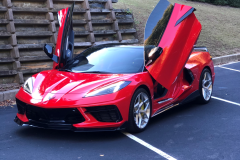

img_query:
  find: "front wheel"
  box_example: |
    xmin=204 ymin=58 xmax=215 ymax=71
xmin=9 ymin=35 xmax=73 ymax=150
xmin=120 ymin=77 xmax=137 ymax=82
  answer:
xmin=127 ymin=88 xmax=151 ymax=133
xmin=197 ymin=68 xmax=213 ymax=104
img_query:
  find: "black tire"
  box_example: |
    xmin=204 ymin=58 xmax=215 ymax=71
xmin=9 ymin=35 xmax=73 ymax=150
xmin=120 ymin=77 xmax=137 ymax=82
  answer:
xmin=197 ymin=68 xmax=213 ymax=104
xmin=127 ymin=88 xmax=152 ymax=133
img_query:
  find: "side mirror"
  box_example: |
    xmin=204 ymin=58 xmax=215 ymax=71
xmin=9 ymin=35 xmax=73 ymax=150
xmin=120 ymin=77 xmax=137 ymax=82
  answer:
xmin=148 ymin=47 xmax=162 ymax=60
xmin=44 ymin=44 xmax=53 ymax=58
xmin=146 ymin=47 xmax=163 ymax=66
xmin=43 ymin=44 xmax=58 ymax=63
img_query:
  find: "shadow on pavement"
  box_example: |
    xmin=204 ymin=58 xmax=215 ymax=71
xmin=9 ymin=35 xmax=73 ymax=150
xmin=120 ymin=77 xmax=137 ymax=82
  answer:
xmin=149 ymin=101 xmax=204 ymax=127
xmin=15 ymin=127 xmax=124 ymax=142
xmin=13 ymin=100 xmax=206 ymax=141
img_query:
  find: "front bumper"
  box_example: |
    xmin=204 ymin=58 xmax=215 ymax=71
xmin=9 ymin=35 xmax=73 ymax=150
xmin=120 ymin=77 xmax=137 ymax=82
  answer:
xmin=14 ymin=98 xmax=128 ymax=132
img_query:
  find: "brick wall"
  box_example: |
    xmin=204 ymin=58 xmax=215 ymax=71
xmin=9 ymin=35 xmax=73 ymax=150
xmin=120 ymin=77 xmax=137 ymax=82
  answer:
xmin=0 ymin=0 xmax=138 ymax=85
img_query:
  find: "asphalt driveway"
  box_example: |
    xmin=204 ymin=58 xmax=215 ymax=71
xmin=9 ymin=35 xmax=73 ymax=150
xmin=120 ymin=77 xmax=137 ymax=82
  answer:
xmin=1 ymin=62 xmax=240 ymax=160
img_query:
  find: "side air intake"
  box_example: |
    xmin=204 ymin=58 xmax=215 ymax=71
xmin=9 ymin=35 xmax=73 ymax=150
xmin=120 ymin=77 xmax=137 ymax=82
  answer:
xmin=85 ymin=105 xmax=122 ymax=122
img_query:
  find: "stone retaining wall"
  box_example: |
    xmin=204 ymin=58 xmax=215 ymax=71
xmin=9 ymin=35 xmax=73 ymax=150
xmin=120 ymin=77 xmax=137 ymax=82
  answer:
xmin=0 ymin=0 xmax=138 ymax=85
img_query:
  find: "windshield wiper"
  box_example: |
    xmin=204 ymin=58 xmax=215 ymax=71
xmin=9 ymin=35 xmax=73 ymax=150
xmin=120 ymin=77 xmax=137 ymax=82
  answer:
xmin=59 ymin=68 xmax=72 ymax=72
xmin=80 ymin=71 xmax=112 ymax=74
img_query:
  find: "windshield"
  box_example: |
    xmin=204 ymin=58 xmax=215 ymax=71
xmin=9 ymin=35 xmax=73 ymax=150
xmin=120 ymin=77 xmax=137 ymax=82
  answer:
xmin=60 ymin=45 xmax=144 ymax=74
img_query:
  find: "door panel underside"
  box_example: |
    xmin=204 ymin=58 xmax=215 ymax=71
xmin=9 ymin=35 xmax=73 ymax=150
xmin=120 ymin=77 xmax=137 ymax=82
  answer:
xmin=53 ymin=3 xmax=74 ymax=69
xmin=145 ymin=2 xmax=202 ymax=90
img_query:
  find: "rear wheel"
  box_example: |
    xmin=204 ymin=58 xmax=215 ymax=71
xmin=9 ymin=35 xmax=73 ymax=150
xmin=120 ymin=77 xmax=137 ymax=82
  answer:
xmin=197 ymin=68 xmax=213 ymax=104
xmin=127 ymin=88 xmax=151 ymax=133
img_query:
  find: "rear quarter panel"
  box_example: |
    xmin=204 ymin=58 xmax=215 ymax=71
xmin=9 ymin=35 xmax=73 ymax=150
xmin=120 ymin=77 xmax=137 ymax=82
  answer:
xmin=185 ymin=51 xmax=215 ymax=89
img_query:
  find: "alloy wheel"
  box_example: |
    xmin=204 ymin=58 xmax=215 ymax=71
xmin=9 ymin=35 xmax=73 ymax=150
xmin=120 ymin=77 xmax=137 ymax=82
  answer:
xmin=133 ymin=92 xmax=151 ymax=129
xmin=202 ymin=71 xmax=213 ymax=101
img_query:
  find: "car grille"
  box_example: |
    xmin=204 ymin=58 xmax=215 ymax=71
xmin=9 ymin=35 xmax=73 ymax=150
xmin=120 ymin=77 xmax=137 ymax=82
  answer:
xmin=85 ymin=105 xmax=122 ymax=122
xmin=16 ymin=99 xmax=85 ymax=124
xmin=16 ymin=99 xmax=26 ymax=114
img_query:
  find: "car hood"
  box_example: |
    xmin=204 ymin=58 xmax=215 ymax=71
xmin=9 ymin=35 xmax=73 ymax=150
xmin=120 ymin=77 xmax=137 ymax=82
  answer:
xmin=32 ymin=70 xmax=133 ymax=97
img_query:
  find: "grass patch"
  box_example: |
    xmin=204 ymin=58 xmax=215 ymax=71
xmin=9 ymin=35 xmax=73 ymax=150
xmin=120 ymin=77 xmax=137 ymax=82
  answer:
xmin=113 ymin=0 xmax=240 ymax=57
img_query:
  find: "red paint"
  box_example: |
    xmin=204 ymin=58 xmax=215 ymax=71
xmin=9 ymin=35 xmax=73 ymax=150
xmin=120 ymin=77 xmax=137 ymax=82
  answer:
xmin=15 ymin=50 xmax=214 ymax=129
xmin=146 ymin=3 xmax=202 ymax=89
xmin=17 ymin=113 xmax=29 ymax=123
xmin=14 ymin=3 xmax=215 ymax=131
xmin=53 ymin=7 xmax=69 ymax=69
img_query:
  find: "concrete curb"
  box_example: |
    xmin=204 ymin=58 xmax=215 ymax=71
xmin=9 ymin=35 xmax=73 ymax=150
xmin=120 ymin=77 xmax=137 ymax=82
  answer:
xmin=212 ymin=53 xmax=240 ymax=66
xmin=0 ymin=53 xmax=240 ymax=102
xmin=0 ymin=89 xmax=19 ymax=102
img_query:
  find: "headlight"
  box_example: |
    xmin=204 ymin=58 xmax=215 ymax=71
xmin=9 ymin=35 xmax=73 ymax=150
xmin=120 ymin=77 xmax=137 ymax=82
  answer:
xmin=85 ymin=81 xmax=131 ymax=97
xmin=23 ymin=77 xmax=34 ymax=94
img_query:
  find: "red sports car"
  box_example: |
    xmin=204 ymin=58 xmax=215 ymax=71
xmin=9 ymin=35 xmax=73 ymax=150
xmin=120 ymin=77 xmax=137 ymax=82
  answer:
xmin=14 ymin=0 xmax=215 ymax=133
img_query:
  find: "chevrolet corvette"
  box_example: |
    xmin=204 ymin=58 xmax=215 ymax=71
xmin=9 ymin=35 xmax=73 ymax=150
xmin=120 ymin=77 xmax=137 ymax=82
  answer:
xmin=14 ymin=0 xmax=215 ymax=133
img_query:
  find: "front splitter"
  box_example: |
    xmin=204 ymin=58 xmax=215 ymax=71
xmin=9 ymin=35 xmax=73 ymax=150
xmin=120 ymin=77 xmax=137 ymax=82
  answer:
xmin=14 ymin=116 xmax=128 ymax=132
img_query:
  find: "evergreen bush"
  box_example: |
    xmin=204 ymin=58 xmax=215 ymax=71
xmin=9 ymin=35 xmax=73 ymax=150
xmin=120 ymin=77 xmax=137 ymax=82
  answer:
xmin=189 ymin=0 xmax=240 ymax=7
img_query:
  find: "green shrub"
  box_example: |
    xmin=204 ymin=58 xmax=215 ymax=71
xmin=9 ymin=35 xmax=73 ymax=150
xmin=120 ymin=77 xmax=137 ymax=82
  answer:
xmin=190 ymin=0 xmax=240 ymax=7
xmin=214 ymin=0 xmax=228 ymax=5
xmin=228 ymin=0 xmax=240 ymax=7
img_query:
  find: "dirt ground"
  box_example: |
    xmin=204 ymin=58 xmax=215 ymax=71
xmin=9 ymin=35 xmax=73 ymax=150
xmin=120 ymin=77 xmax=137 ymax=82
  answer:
xmin=113 ymin=0 xmax=240 ymax=57
xmin=0 ymin=99 xmax=16 ymax=107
